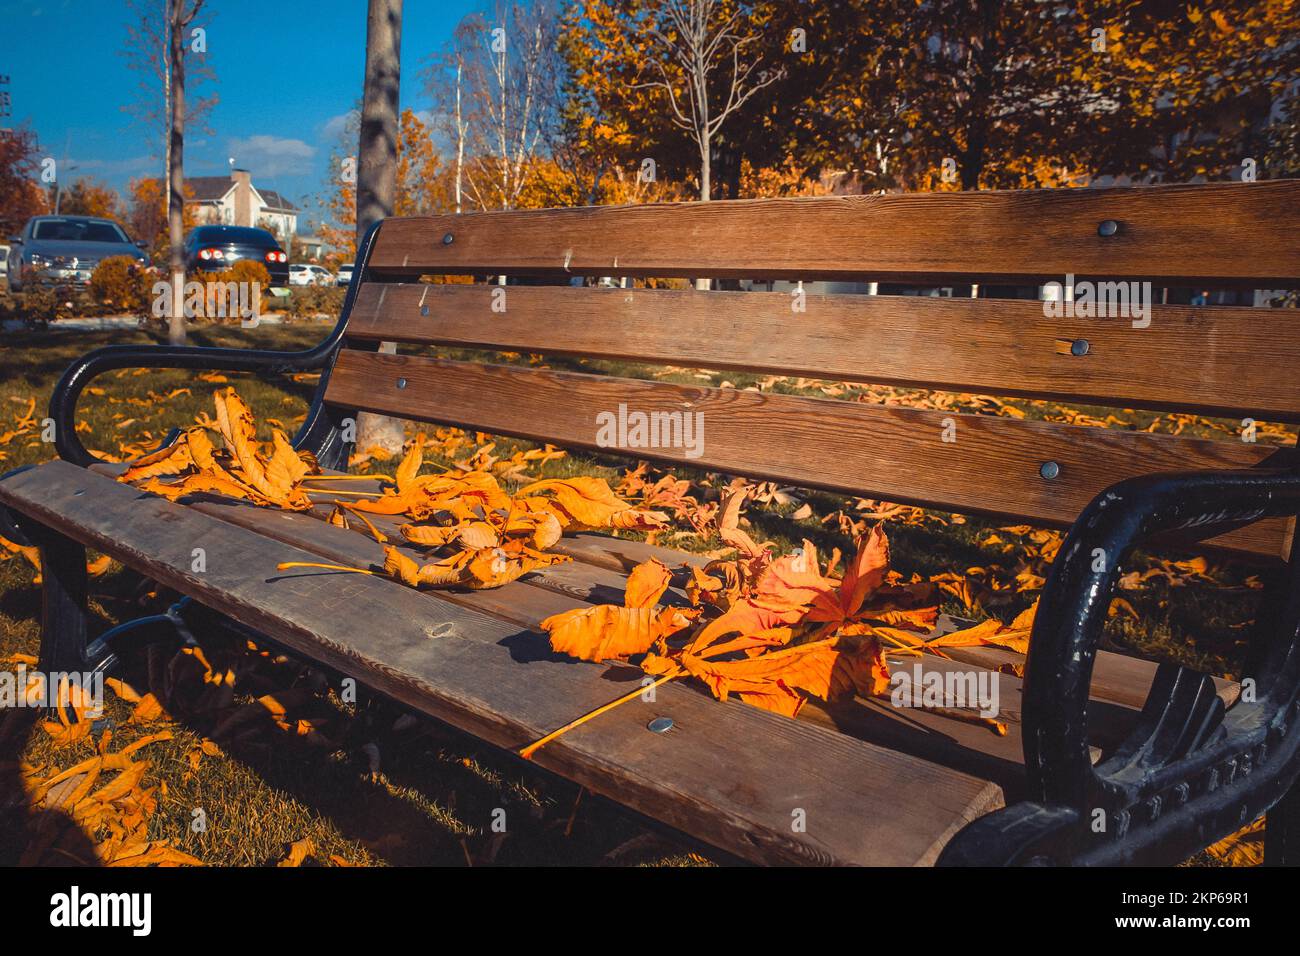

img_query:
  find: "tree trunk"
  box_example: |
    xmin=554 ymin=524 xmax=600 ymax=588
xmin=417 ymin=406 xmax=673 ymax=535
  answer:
xmin=699 ymin=139 xmax=711 ymax=202
xmin=353 ymin=0 xmax=407 ymax=461
xmin=166 ymin=0 xmax=187 ymax=346
xmin=694 ymin=137 xmax=711 ymax=290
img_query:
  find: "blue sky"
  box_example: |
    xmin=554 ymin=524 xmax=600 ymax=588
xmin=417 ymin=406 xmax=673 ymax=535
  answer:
xmin=1 ymin=0 xmax=483 ymax=232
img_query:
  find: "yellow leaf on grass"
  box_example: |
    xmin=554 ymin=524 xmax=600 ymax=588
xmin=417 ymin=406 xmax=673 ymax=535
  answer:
xmin=278 ymin=838 xmax=315 ymax=867
xmin=105 ymin=677 xmax=143 ymax=703
xmin=716 ymin=488 xmax=765 ymax=558
xmin=129 ymin=694 xmax=165 ymax=724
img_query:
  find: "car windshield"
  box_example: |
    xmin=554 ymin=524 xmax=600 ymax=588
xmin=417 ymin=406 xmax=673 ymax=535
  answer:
xmin=33 ymin=219 xmax=129 ymax=243
xmin=194 ymin=227 xmax=277 ymax=247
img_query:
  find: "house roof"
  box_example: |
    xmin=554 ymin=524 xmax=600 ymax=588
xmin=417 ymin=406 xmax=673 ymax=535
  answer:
xmin=258 ymin=189 xmax=296 ymax=212
xmin=183 ymin=176 xmax=298 ymax=212
xmin=186 ymin=176 xmax=235 ymax=202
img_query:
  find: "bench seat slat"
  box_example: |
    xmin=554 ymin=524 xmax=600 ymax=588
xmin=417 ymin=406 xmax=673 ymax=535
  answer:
xmin=325 ymin=350 xmax=1296 ymax=559
xmin=347 ymin=284 xmax=1300 ymax=422
xmin=366 ymin=181 xmax=1300 ymax=284
xmin=169 ymin=472 xmax=1240 ymax=798
xmin=184 ymin=469 xmax=1236 ymax=716
xmin=149 ymin=480 xmax=1137 ymax=798
xmin=0 ymin=460 xmax=1005 ymax=866
xmin=180 ymin=490 xmax=1043 ymax=787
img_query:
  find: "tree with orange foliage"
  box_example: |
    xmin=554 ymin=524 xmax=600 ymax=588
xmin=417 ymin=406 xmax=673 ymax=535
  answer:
xmin=54 ymin=177 xmax=124 ymax=221
xmin=127 ymin=177 xmax=196 ymax=265
xmin=1076 ymin=0 xmax=1300 ymax=183
xmin=320 ymin=108 xmax=451 ymax=261
xmin=0 ymin=126 xmax=48 ymax=236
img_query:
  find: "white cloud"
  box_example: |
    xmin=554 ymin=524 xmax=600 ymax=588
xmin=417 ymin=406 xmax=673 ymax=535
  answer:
xmin=226 ymin=135 xmax=316 ymax=177
xmin=66 ymin=155 xmax=158 ymax=178
xmin=321 ymin=110 xmax=360 ymax=145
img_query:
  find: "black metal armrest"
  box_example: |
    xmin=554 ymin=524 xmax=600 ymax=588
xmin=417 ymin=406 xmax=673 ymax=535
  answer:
xmin=49 ymin=328 xmax=346 ymax=467
xmin=940 ymin=467 xmax=1300 ymax=865
xmin=49 ymin=222 xmax=385 ymax=470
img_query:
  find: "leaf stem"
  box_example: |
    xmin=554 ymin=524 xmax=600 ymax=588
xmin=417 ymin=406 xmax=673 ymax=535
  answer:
xmin=519 ymin=672 xmax=678 ymax=760
xmin=275 ymin=561 xmax=376 ymax=575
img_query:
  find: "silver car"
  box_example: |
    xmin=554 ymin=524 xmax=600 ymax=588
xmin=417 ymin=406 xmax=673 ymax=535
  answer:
xmin=6 ymin=215 xmax=149 ymax=292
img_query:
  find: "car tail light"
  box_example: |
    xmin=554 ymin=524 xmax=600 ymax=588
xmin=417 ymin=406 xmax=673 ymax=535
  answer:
xmin=265 ymin=250 xmax=286 ymax=263
xmin=199 ymin=247 xmax=224 ymax=261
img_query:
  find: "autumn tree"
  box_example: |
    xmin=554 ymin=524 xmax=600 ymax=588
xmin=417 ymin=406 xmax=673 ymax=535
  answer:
xmin=423 ymin=18 xmax=475 ymax=212
xmin=0 ymin=126 xmax=47 ymax=236
xmin=556 ymin=0 xmax=814 ymax=203
xmin=396 ymin=110 xmax=453 ymax=214
xmin=127 ymin=177 xmax=197 ymax=264
xmin=534 ymin=0 xmax=666 ymax=206
xmin=55 ymin=177 xmax=124 ymax=221
xmin=1075 ymin=0 xmax=1300 ymax=183
xmin=631 ymin=0 xmax=783 ymax=201
xmin=121 ymin=0 xmax=217 ymax=159
xmin=320 ymin=108 xmax=450 ymax=260
xmin=424 ymin=2 xmax=563 ymax=211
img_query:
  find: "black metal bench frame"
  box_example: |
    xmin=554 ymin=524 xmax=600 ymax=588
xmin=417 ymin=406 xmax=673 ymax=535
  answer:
xmin=4 ymin=218 xmax=1300 ymax=867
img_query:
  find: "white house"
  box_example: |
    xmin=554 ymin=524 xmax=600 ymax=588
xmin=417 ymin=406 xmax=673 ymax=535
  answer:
xmin=186 ymin=169 xmax=298 ymax=239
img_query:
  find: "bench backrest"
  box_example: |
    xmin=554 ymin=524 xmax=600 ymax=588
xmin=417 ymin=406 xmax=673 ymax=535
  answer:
xmin=324 ymin=181 xmax=1300 ymax=560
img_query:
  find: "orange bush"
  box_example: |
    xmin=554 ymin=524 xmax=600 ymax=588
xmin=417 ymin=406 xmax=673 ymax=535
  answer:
xmin=88 ymin=255 xmax=153 ymax=315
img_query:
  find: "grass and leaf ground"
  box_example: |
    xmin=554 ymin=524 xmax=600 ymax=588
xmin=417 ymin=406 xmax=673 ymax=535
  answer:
xmin=0 ymin=320 xmax=1281 ymax=866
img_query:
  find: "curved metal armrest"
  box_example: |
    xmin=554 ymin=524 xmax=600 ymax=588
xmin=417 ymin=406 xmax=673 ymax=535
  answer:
xmin=943 ymin=467 xmax=1300 ymax=865
xmin=50 ymin=221 xmax=384 ymax=469
xmin=1024 ymin=467 xmax=1300 ymax=808
xmin=49 ymin=330 xmax=346 ymax=467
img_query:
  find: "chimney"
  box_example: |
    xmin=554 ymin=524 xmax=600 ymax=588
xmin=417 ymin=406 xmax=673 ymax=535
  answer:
xmin=231 ymin=169 xmax=253 ymax=227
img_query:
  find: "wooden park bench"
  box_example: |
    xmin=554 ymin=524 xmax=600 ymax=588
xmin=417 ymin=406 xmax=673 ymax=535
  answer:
xmin=3 ymin=180 xmax=1300 ymax=866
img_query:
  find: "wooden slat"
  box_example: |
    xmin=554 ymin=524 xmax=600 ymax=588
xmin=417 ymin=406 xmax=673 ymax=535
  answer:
xmin=284 ymin=478 xmax=1238 ymax=712
xmin=72 ymin=463 xmax=1238 ymax=812
xmin=325 ymin=350 xmax=1296 ymax=558
xmin=88 ymin=464 xmax=1240 ymax=712
xmin=1 ymin=460 xmax=1005 ymax=866
xmin=168 ymin=488 xmax=1115 ymax=797
xmin=367 ymin=181 xmax=1300 ymax=284
xmin=347 ymin=283 xmax=1300 ymax=422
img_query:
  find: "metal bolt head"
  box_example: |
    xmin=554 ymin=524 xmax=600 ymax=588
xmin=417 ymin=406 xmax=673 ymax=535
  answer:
xmin=442 ymin=232 xmax=454 ymax=245
xmin=396 ymin=377 xmax=408 ymax=389
xmin=1070 ymin=338 xmax=1090 ymax=356
xmin=1097 ymin=219 xmax=1119 ymax=237
xmin=420 ymin=305 xmax=429 ymax=316
xmin=1039 ymin=460 xmax=1061 ymax=480
xmin=647 ymin=716 xmax=673 ymax=734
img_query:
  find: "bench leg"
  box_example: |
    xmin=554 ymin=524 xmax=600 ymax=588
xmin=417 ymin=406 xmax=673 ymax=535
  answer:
xmin=1265 ymin=778 xmax=1300 ymax=866
xmin=34 ymin=526 xmax=91 ymax=679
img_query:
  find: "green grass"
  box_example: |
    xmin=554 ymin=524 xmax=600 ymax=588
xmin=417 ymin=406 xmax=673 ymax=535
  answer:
xmin=0 ymin=318 xmax=1277 ymax=866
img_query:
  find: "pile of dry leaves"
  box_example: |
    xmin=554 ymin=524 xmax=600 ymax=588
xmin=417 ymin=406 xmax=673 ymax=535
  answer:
xmin=111 ymin=389 xmax=1036 ymax=748
xmin=117 ymin=388 xmax=666 ymax=591
xmin=530 ymin=492 xmax=1033 ymax=747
